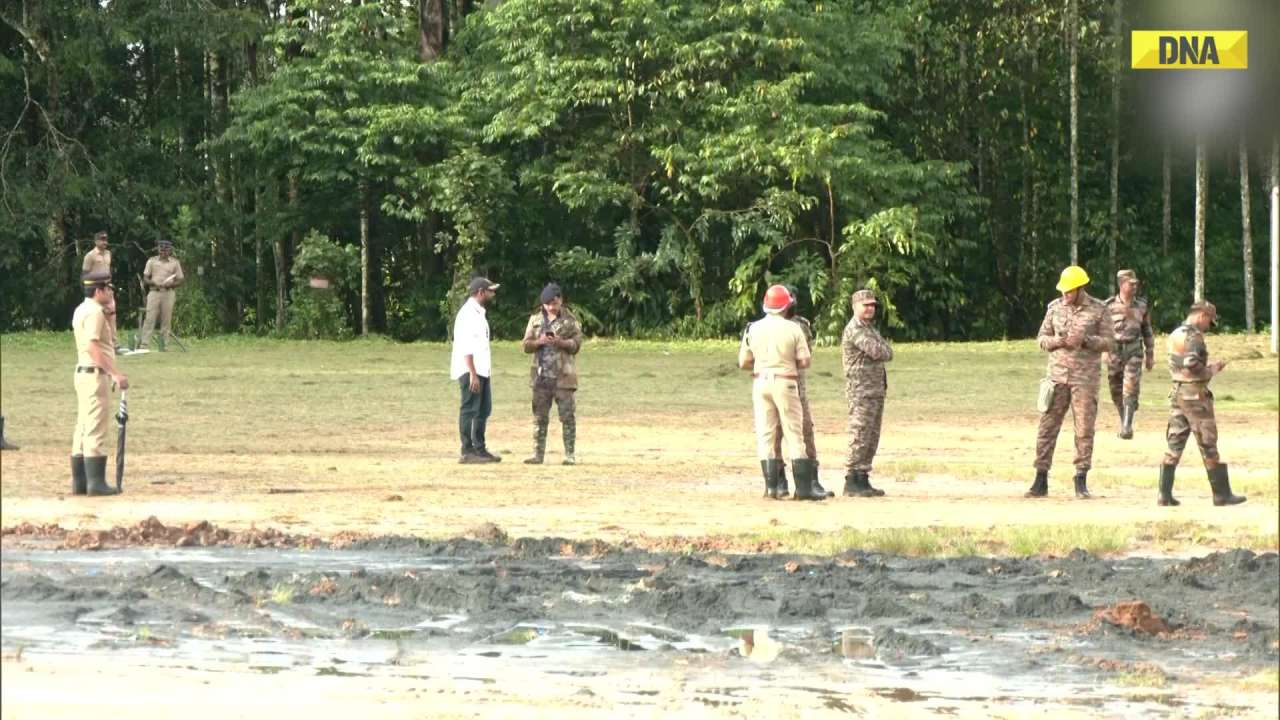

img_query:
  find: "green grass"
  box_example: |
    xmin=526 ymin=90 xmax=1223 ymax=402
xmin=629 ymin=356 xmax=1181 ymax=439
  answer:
xmin=1115 ymin=668 xmax=1170 ymax=688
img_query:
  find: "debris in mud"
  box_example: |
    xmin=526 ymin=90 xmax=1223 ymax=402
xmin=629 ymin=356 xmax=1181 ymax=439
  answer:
xmin=873 ymin=627 xmax=945 ymax=663
xmin=1012 ymin=590 xmax=1087 ymax=618
xmin=3 ymin=517 xmax=320 ymax=550
xmin=1094 ymin=601 xmax=1173 ymax=636
xmin=464 ymin=522 xmax=508 ymax=544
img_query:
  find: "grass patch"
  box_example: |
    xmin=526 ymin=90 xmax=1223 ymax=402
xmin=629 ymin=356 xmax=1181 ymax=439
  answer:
xmin=1115 ymin=668 xmax=1170 ymax=688
xmin=1235 ymin=668 xmax=1280 ymax=693
xmin=269 ymin=584 xmax=296 ymax=605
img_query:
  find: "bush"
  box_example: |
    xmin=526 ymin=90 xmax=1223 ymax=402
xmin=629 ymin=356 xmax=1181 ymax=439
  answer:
xmin=283 ymin=231 xmax=359 ymax=340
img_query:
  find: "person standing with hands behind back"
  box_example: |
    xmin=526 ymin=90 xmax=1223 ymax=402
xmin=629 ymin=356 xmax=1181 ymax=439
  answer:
xmin=139 ymin=239 xmax=185 ymax=350
xmin=451 ymin=277 xmax=502 ymax=464
xmin=521 ymin=283 xmax=582 ymax=465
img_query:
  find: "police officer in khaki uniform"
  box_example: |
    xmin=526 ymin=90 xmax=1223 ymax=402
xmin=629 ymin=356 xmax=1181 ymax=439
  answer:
xmin=140 ymin=239 xmax=185 ymax=349
xmin=71 ymin=271 xmax=128 ymax=496
xmin=739 ymin=284 xmax=827 ymax=501
xmin=1158 ymin=301 xmax=1245 ymax=507
xmin=82 ymin=230 xmax=124 ymax=351
xmin=769 ymin=285 xmax=832 ymax=498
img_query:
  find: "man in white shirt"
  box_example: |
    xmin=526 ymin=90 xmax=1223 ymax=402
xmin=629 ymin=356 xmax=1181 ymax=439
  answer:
xmin=451 ymin=277 xmax=502 ymax=463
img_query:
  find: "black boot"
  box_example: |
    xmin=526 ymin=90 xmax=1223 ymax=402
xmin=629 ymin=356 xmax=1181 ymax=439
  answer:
xmin=1157 ymin=464 xmax=1179 ymax=506
xmin=857 ymin=471 xmax=885 ymax=497
xmin=1025 ymin=469 xmax=1048 ymax=498
xmin=0 ymin=416 xmax=17 ymax=451
xmin=1208 ymin=464 xmax=1246 ymax=506
xmin=1118 ymin=397 xmax=1136 ymax=439
xmin=808 ymin=462 xmax=834 ymax=499
xmin=71 ymin=455 xmax=87 ymax=495
xmin=843 ymin=470 xmax=877 ymax=498
xmin=791 ymin=459 xmax=827 ymax=501
xmin=1073 ymin=471 xmax=1091 ymax=499
xmin=776 ymin=465 xmax=790 ymax=498
xmin=84 ymin=456 xmax=118 ymax=497
xmin=761 ymin=459 xmax=783 ymax=499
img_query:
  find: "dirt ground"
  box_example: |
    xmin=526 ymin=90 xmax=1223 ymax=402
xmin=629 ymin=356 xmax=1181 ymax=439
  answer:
xmin=2 ymin=336 xmax=1277 ymax=718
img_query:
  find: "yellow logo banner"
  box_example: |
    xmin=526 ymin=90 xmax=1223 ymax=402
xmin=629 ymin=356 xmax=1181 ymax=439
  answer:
xmin=1131 ymin=31 xmax=1247 ymax=69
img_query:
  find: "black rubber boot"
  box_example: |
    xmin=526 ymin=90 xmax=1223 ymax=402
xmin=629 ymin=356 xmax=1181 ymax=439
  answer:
xmin=71 ymin=455 xmax=87 ymax=496
xmin=808 ymin=464 xmax=834 ymax=499
xmin=0 ymin=416 xmax=17 ymax=451
xmin=1157 ymin=464 xmax=1179 ymax=506
xmin=1073 ymin=471 xmax=1091 ymax=499
xmin=791 ymin=459 xmax=827 ymax=501
xmin=776 ymin=465 xmax=790 ymax=498
xmin=1118 ymin=397 xmax=1136 ymax=439
xmin=761 ymin=459 xmax=783 ymax=499
xmin=84 ymin=456 xmax=118 ymax=496
xmin=1208 ymin=464 xmax=1246 ymax=506
xmin=1025 ymin=469 xmax=1048 ymax=498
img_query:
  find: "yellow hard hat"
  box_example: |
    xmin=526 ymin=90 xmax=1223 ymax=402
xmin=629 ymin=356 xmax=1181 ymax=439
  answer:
xmin=1055 ymin=265 xmax=1090 ymax=293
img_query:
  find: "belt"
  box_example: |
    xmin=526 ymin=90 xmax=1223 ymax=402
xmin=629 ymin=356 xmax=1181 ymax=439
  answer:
xmin=76 ymin=366 xmax=102 ymax=374
xmin=753 ymin=372 xmax=798 ymax=380
xmin=149 ymin=286 xmax=173 ymax=291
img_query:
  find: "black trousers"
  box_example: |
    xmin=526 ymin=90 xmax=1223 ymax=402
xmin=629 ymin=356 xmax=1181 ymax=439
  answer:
xmin=458 ymin=375 xmax=493 ymax=453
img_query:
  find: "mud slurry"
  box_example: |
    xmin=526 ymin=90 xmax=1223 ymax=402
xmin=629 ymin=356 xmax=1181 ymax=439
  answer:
xmin=2 ymin=539 xmax=1277 ymax=716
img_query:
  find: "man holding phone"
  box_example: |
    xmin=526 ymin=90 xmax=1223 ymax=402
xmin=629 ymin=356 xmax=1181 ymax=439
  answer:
xmin=451 ymin=277 xmax=502 ymax=463
xmin=520 ymin=283 xmax=582 ymax=465
xmin=1157 ymin=301 xmax=1245 ymax=507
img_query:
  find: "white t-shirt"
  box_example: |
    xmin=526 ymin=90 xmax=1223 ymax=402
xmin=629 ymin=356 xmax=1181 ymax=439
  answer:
xmin=450 ymin=297 xmax=492 ymax=379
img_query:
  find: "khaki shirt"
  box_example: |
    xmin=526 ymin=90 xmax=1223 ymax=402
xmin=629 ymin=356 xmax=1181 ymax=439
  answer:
xmin=143 ymin=256 xmax=184 ymax=290
xmin=72 ymin=299 xmax=113 ymax=367
xmin=1037 ymin=291 xmax=1112 ymax=387
xmin=83 ymin=248 xmax=112 ymax=275
xmin=740 ymin=313 xmax=810 ymax=375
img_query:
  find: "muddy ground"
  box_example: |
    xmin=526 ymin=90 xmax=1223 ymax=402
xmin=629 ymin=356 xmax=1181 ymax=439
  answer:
xmin=3 ymin=528 xmax=1277 ymax=718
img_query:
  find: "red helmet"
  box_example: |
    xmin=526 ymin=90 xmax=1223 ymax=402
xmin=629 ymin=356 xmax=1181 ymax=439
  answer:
xmin=762 ymin=284 xmax=793 ymax=312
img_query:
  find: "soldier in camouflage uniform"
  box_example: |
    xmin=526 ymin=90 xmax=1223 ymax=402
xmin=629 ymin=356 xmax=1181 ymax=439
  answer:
xmin=1157 ymin=301 xmax=1245 ymax=507
xmin=1027 ymin=266 xmax=1112 ymax=500
xmin=841 ymin=289 xmax=891 ymax=498
xmin=769 ymin=285 xmax=832 ymax=498
xmin=520 ymin=283 xmax=582 ymax=465
xmin=1103 ymin=269 xmax=1155 ymax=439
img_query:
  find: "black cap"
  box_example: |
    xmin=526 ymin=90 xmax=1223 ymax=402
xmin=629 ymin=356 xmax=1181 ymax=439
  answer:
xmin=467 ymin=277 xmax=500 ymax=295
xmin=539 ymin=283 xmax=562 ymax=304
xmin=158 ymin=239 xmax=173 ymax=249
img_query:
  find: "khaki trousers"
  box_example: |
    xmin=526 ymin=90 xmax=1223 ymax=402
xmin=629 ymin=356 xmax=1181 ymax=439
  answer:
xmin=752 ymin=376 xmax=805 ymax=461
xmin=71 ymin=370 xmax=111 ymax=457
xmin=140 ymin=289 xmax=176 ymax=347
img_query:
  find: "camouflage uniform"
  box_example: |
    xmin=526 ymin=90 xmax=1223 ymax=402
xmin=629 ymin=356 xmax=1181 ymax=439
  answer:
xmin=772 ymin=315 xmax=817 ymax=461
xmin=1103 ymin=279 xmax=1155 ymax=434
xmin=841 ymin=315 xmax=892 ymax=473
xmin=521 ymin=308 xmax=582 ymax=462
xmin=1033 ymin=291 xmax=1112 ymax=473
xmin=1162 ymin=324 xmax=1220 ymax=469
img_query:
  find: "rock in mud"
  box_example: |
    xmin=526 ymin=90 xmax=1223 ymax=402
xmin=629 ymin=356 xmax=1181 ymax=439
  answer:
xmin=861 ymin=594 xmax=912 ymax=618
xmin=1012 ymin=590 xmax=1087 ymax=618
xmin=873 ymin=627 xmax=945 ymax=663
xmin=1094 ymin=601 xmax=1172 ymax=635
xmin=950 ymin=592 xmax=1007 ymax=619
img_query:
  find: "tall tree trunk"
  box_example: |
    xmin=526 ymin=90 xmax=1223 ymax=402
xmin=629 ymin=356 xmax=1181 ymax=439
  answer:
xmin=360 ymin=180 xmax=371 ymax=336
xmin=1270 ymin=136 xmax=1278 ymax=354
xmin=419 ymin=0 xmax=448 ymax=62
xmin=1240 ymin=135 xmax=1255 ymax=332
xmin=255 ymin=179 xmax=269 ymax=332
xmin=1194 ymin=136 xmax=1207 ymax=302
xmin=1068 ymin=0 xmax=1079 ymax=265
xmin=1162 ymin=137 xmax=1172 ymax=255
xmin=1108 ymin=0 xmax=1121 ymax=293
xmin=275 ymin=172 xmax=300 ymax=330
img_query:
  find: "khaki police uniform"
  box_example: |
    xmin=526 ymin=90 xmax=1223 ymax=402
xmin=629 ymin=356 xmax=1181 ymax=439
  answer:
xmin=740 ymin=313 xmax=810 ymax=461
xmin=71 ymin=298 xmax=114 ymax=457
xmin=140 ymin=252 xmax=184 ymax=348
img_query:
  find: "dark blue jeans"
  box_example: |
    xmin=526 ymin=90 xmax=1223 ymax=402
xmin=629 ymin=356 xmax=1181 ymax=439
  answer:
xmin=458 ymin=375 xmax=492 ymax=454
